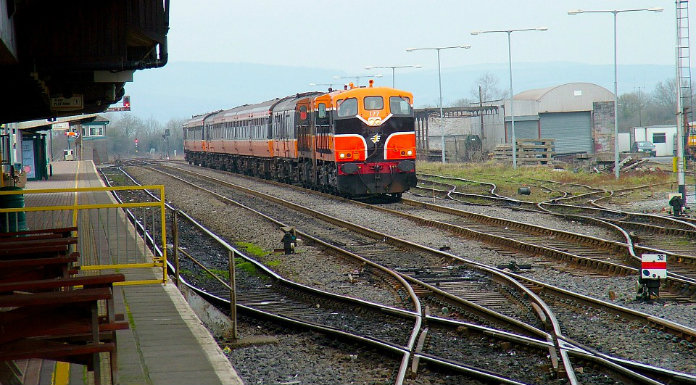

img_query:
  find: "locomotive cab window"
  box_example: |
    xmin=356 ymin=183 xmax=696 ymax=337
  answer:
xmin=364 ymin=96 xmax=383 ymax=110
xmin=337 ymin=98 xmax=358 ymax=117
xmin=390 ymin=96 xmax=412 ymax=115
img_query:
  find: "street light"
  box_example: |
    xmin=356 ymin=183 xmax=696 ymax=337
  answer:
xmin=333 ymin=74 xmax=383 ymax=87
xmin=568 ymin=7 xmax=663 ymax=178
xmin=364 ymin=65 xmax=422 ymax=88
xmin=471 ymin=27 xmax=547 ymax=170
xmin=406 ymin=45 xmax=471 ymax=163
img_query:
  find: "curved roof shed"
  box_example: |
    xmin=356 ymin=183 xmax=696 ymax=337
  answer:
xmin=513 ymin=82 xmax=614 ymax=114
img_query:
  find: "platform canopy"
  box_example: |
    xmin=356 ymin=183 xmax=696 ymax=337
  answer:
xmin=0 ymin=0 xmax=169 ymax=124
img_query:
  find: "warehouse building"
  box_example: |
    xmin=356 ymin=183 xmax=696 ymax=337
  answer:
xmin=418 ymin=82 xmax=616 ymax=161
xmin=503 ymin=82 xmax=615 ymax=155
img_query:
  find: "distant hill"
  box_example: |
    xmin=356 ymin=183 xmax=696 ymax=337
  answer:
xmin=123 ymin=61 xmax=676 ymax=123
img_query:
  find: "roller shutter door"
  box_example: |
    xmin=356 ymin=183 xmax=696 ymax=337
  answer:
xmin=540 ymin=112 xmax=592 ymax=154
xmin=506 ymin=120 xmax=538 ymax=142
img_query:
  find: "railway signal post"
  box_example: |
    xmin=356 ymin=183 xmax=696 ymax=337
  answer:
xmin=637 ymin=253 xmax=667 ymax=300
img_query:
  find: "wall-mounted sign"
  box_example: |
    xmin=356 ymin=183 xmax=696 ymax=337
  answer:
xmin=52 ymin=122 xmax=70 ymax=130
xmin=50 ymin=95 xmax=83 ymax=111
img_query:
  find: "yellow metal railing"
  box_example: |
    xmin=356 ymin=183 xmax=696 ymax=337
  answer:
xmin=0 ymin=186 xmax=168 ymax=286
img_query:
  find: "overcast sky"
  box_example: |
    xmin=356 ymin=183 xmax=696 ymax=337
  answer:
xmin=168 ymin=0 xmax=677 ymax=71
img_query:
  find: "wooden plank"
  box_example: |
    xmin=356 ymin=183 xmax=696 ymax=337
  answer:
xmin=0 ymin=227 xmax=77 ymax=239
xmin=0 ymin=244 xmax=70 ymax=258
xmin=0 ymin=237 xmax=78 ymax=249
xmin=0 ymin=254 xmax=77 ymax=268
xmin=0 ymin=340 xmax=115 ymax=362
xmin=0 ymin=274 xmax=124 ymax=293
xmin=0 ymin=287 xmax=111 ymax=308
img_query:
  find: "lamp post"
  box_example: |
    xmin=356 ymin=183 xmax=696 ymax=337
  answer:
xmin=406 ymin=45 xmax=470 ymax=163
xmin=568 ymin=8 xmax=663 ymax=179
xmin=333 ymin=74 xmax=383 ymax=87
xmin=471 ymin=27 xmax=547 ymax=170
xmin=364 ymin=65 xmax=422 ymax=88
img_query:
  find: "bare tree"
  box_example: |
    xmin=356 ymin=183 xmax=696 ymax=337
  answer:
xmin=470 ymin=73 xmax=506 ymax=102
xmin=652 ymin=78 xmax=677 ymax=110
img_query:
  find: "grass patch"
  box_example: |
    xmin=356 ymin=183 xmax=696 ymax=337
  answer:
xmin=416 ymin=160 xmax=685 ymax=203
xmin=266 ymin=259 xmax=282 ymax=268
xmin=209 ymin=268 xmax=230 ymax=281
xmin=236 ymin=261 xmax=259 ymax=275
xmin=236 ymin=242 xmax=269 ymax=258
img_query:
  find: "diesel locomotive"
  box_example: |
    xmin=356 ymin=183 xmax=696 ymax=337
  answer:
xmin=183 ymin=82 xmax=417 ymax=197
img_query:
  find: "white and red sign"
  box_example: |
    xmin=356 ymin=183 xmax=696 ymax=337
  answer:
xmin=641 ymin=253 xmax=667 ymax=279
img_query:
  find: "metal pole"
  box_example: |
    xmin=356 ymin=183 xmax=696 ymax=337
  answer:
xmin=391 ymin=67 xmax=395 ymax=88
xmin=613 ymin=11 xmax=620 ymax=179
xmin=437 ymin=49 xmax=445 ymax=163
xmin=676 ymin=1 xmax=686 ymax=206
xmin=228 ymin=250 xmax=237 ymax=340
xmin=507 ymin=31 xmax=517 ymax=169
xmin=172 ymin=210 xmax=179 ymax=288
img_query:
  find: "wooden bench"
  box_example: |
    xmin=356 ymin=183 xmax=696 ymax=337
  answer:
xmin=0 ymin=284 xmax=126 ymax=385
xmin=0 ymin=254 xmax=79 ymax=283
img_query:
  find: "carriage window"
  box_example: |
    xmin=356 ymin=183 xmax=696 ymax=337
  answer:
xmin=318 ymin=103 xmax=327 ymax=119
xmin=364 ymin=96 xmax=383 ymax=110
xmin=337 ymin=98 xmax=358 ymax=117
xmin=390 ymin=96 xmax=412 ymax=115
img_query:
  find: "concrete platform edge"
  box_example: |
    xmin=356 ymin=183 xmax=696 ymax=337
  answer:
xmin=161 ymin=282 xmax=244 ymax=385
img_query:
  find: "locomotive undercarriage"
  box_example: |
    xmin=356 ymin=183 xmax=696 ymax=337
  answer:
xmin=184 ymin=150 xmax=413 ymax=197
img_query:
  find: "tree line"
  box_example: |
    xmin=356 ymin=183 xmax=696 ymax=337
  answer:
xmin=101 ymin=74 xmax=686 ymax=158
xmin=104 ymin=115 xmax=185 ymax=158
xmin=454 ymin=73 xmax=685 ymax=130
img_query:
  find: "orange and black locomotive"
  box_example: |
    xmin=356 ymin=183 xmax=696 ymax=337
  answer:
xmin=183 ymin=81 xmax=417 ymax=197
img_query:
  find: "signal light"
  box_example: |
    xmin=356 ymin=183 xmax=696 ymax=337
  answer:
xmin=123 ymin=96 xmax=131 ymax=109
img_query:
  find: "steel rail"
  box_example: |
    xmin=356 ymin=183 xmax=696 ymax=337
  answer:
xmin=106 ymin=166 xmax=419 ymax=384
xmin=146 ymin=163 xmax=576 ymax=381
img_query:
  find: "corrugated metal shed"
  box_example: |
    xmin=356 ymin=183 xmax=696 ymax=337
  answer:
xmin=511 ymin=82 xmax=614 ymax=113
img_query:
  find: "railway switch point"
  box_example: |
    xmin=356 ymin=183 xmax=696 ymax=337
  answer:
xmin=281 ymin=227 xmax=297 ymax=255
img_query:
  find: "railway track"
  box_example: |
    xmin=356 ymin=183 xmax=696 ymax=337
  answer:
xmin=104 ymin=165 xmax=576 ymax=384
xmin=412 ymin=174 xmax=696 ymax=299
xmin=109 ymin=161 xmax=696 ymax=383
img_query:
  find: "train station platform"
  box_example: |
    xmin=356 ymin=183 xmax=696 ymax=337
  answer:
xmin=7 ymin=160 xmax=243 ymax=385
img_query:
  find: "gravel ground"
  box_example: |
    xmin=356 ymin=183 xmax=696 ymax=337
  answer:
xmin=125 ymin=164 xmax=696 ymax=383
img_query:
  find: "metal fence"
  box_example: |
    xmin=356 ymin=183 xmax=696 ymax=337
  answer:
xmin=0 ymin=186 xmax=167 ymax=285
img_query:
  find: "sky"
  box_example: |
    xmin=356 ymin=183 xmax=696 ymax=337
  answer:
xmin=123 ymin=0 xmax=686 ymax=122
xmin=167 ymin=0 xmax=676 ymax=70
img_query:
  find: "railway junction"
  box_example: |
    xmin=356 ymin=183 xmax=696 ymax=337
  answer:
xmin=3 ymin=2 xmax=696 ymax=384
xmin=90 ymin=158 xmax=696 ymax=385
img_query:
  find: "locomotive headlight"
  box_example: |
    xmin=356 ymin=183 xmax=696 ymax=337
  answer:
xmin=406 ymin=150 xmax=413 ymax=156
xmin=339 ymin=153 xmax=346 ymax=159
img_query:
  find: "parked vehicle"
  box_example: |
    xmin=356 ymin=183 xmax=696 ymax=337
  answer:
xmin=631 ymin=141 xmax=656 ymax=157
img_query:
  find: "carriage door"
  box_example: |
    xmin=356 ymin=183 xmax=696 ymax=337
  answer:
xmin=296 ymin=100 xmax=312 ymax=158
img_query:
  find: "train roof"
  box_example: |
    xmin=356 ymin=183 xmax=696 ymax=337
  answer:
xmin=184 ymin=88 xmax=413 ymax=128
xmin=183 ymin=110 xmax=221 ymax=128
xmin=330 ymin=86 xmax=413 ymax=103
